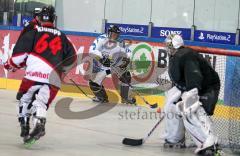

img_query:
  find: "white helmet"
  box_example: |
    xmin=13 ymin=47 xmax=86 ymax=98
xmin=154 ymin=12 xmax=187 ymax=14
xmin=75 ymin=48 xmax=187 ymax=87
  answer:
xmin=165 ymin=34 xmax=184 ymax=49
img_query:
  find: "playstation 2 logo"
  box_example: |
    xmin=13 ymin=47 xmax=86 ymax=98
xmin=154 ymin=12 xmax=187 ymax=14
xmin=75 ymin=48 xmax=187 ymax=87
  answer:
xmin=198 ymin=32 xmax=205 ymax=40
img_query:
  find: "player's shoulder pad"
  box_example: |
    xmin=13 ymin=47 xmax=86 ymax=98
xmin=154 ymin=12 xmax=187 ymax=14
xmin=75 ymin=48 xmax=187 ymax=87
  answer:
xmin=24 ymin=22 xmax=30 ymax=27
xmin=97 ymin=34 xmax=107 ymax=40
xmin=24 ymin=19 xmax=38 ymax=27
xmin=94 ymin=34 xmax=107 ymax=44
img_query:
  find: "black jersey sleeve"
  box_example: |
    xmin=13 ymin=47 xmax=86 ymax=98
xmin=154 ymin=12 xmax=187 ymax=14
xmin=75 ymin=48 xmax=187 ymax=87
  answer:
xmin=21 ymin=21 xmax=35 ymax=35
xmin=183 ymin=53 xmax=203 ymax=91
xmin=10 ymin=29 xmax=36 ymax=68
xmin=18 ymin=19 xmax=38 ymax=40
xmin=13 ymin=29 xmax=36 ymax=54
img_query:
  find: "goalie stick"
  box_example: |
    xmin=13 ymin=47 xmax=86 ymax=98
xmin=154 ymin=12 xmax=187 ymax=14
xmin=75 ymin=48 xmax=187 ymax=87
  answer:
xmin=122 ymin=108 xmax=164 ymax=146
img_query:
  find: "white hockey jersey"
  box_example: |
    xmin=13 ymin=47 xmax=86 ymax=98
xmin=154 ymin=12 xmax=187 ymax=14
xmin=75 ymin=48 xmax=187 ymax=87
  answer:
xmin=89 ymin=34 xmax=130 ymax=72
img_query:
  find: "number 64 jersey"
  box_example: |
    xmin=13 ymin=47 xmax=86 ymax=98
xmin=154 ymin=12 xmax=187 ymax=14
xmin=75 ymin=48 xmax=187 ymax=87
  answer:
xmin=10 ymin=23 xmax=77 ymax=88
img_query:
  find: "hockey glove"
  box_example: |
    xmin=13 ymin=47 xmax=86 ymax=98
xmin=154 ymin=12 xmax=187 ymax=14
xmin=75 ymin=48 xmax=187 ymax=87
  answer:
xmin=99 ymin=57 xmax=111 ymax=67
xmin=3 ymin=61 xmax=17 ymax=72
xmin=119 ymin=57 xmax=130 ymax=69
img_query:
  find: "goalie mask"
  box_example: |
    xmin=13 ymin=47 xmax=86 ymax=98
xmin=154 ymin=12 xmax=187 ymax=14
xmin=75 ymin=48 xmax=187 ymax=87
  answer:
xmin=108 ymin=25 xmax=121 ymax=41
xmin=165 ymin=34 xmax=184 ymax=56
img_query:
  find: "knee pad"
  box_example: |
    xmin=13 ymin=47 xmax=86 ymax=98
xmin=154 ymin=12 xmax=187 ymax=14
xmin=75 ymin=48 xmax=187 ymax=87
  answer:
xmin=91 ymin=70 xmax=107 ymax=85
xmin=181 ymin=88 xmax=200 ymax=113
xmin=119 ymin=71 xmax=131 ymax=84
xmin=89 ymin=81 xmax=103 ymax=92
xmin=165 ymin=87 xmax=182 ymax=107
xmin=19 ymin=85 xmax=42 ymax=117
xmin=30 ymin=85 xmax=50 ymax=118
xmin=89 ymin=81 xmax=108 ymax=100
xmin=175 ymin=88 xmax=201 ymax=116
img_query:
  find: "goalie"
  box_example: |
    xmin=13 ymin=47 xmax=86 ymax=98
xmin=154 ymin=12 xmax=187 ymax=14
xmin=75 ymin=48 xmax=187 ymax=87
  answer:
xmin=88 ymin=25 xmax=136 ymax=104
xmin=163 ymin=34 xmax=221 ymax=155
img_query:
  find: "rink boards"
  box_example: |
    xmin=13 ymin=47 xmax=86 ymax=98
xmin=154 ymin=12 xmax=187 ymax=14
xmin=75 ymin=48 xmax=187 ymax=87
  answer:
xmin=0 ymin=27 xmax=240 ymax=121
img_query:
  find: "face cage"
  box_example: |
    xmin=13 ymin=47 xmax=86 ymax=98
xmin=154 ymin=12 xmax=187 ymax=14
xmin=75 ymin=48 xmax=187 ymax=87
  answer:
xmin=165 ymin=41 xmax=177 ymax=56
xmin=108 ymin=31 xmax=120 ymax=41
xmin=166 ymin=41 xmax=174 ymax=49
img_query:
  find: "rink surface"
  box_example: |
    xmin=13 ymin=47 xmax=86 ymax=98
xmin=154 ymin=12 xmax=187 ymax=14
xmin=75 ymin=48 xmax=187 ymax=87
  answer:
xmin=0 ymin=90 xmax=236 ymax=156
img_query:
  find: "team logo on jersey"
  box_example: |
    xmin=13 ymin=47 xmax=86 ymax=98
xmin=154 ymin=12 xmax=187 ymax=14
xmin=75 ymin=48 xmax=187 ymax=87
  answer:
xmin=131 ymin=43 xmax=155 ymax=82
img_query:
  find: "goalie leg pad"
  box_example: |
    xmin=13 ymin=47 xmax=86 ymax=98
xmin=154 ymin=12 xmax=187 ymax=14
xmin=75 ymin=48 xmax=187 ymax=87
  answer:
xmin=166 ymin=86 xmax=182 ymax=104
xmin=164 ymin=87 xmax=185 ymax=144
xmin=180 ymin=90 xmax=218 ymax=150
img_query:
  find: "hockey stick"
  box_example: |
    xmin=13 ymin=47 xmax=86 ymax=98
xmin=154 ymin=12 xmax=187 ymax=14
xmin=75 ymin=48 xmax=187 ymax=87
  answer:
xmin=122 ymin=108 xmax=164 ymax=146
xmin=110 ymin=64 xmax=158 ymax=109
xmin=127 ymin=83 xmax=158 ymax=109
xmin=65 ymin=74 xmax=95 ymax=101
xmin=68 ymin=75 xmax=157 ymax=109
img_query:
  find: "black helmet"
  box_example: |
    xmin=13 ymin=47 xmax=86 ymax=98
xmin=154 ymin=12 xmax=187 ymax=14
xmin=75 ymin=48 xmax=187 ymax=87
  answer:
xmin=107 ymin=25 xmax=121 ymax=41
xmin=33 ymin=8 xmax=41 ymax=18
xmin=108 ymin=25 xmax=121 ymax=34
xmin=40 ymin=5 xmax=56 ymax=22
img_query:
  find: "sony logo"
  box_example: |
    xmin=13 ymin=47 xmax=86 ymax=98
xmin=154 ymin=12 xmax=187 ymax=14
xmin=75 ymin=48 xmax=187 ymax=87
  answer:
xmin=160 ymin=30 xmax=182 ymax=37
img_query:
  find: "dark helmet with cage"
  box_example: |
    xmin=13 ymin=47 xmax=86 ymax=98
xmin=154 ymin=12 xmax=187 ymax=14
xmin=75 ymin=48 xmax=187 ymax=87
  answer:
xmin=39 ymin=5 xmax=56 ymax=23
xmin=33 ymin=8 xmax=41 ymax=18
xmin=107 ymin=25 xmax=121 ymax=41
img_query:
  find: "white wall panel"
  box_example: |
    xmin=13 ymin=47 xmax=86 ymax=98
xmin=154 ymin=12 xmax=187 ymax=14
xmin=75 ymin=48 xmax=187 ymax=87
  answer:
xmin=56 ymin=0 xmax=105 ymax=32
xmin=152 ymin=0 xmax=194 ymax=28
xmin=195 ymin=0 xmax=239 ymax=32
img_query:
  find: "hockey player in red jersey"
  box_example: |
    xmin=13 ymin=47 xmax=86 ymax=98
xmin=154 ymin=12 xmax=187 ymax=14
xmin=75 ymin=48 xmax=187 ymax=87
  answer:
xmin=15 ymin=8 xmax=42 ymax=100
xmin=4 ymin=5 xmax=76 ymax=145
xmin=3 ymin=8 xmax=42 ymax=74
